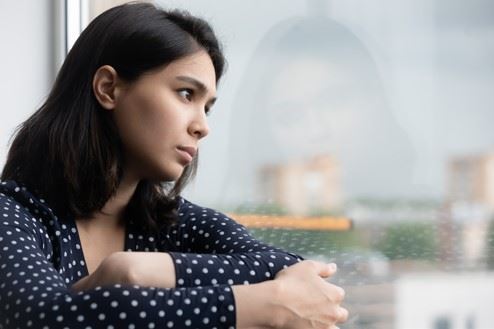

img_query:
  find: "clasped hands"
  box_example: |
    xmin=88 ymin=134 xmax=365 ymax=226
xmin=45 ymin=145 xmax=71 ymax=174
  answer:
xmin=70 ymin=252 xmax=348 ymax=329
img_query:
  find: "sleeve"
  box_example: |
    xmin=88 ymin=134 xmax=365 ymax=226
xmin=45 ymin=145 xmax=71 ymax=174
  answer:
xmin=163 ymin=199 xmax=305 ymax=288
xmin=0 ymin=195 xmax=236 ymax=329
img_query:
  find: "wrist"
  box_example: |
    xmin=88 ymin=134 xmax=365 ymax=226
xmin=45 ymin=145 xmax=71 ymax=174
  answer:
xmin=233 ymin=280 xmax=283 ymax=329
xmin=265 ymin=280 xmax=287 ymax=329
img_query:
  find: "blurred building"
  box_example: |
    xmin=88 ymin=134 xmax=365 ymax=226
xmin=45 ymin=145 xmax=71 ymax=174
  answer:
xmin=258 ymin=155 xmax=342 ymax=215
xmin=446 ymin=153 xmax=494 ymax=269
xmin=448 ymin=153 xmax=494 ymax=210
xmin=396 ymin=273 xmax=494 ymax=329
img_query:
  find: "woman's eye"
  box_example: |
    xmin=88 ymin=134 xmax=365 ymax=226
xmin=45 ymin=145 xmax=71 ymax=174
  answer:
xmin=178 ymin=89 xmax=193 ymax=101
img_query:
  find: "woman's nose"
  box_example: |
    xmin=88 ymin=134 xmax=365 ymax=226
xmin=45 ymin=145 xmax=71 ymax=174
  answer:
xmin=188 ymin=113 xmax=210 ymax=139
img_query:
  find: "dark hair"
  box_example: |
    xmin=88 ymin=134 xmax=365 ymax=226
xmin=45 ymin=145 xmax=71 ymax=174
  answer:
xmin=1 ymin=2 xmax=225 ymax=233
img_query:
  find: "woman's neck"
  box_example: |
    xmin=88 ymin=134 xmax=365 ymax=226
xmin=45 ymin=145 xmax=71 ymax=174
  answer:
xmin=78 ymin=171 xmax=139 ymax=229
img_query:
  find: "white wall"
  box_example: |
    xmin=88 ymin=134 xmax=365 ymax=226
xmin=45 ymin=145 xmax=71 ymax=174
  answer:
xmin=396 ymin=273 xmax=494 ymax=329
xmin=0 ymin=0 xmax=53 ymax=169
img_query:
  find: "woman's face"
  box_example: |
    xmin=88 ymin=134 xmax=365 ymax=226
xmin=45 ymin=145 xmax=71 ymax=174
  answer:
xmin=112 ymin=50 xmax=217 ymax=181
xmin=265 ymin=57 xmax=367 ymax=161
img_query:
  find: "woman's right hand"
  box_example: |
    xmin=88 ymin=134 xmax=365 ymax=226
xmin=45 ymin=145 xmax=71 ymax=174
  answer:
xmin=270 ymin=260 xmax=348 ymax=329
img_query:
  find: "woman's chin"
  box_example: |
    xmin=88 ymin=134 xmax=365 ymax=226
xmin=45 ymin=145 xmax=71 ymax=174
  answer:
xmin=137 ymin=160 xmax=187 ymax=182
xmin=155 ymin=167 xmax=185 ymax=182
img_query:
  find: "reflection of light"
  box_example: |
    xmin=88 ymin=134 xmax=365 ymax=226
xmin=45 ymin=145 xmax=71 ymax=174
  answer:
xmin=66 ymin=1 xmax=90 ymax=54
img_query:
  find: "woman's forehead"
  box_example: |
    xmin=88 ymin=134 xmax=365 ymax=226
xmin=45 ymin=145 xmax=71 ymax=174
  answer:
xmin=159 ymin=51 xmax=217 ymax=93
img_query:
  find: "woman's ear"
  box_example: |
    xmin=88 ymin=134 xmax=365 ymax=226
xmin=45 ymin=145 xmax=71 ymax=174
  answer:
xmin=92 ymin=65 xmax=122 ymax=110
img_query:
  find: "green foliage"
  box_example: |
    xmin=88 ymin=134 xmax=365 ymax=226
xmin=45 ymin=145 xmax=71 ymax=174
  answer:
xmin=349 ymin=198 xmax=440 ymax=210
xmin=248 ymin=228 xmax=363 ymax=256
xmin=487 ymin=218 xmax=494 ymax=270
xmin=307 ymin=207 xmax=344 ymax=217
xmin=231 ymin=203 xmax=288 ymax=215
xmin=374 ymin=222 xmax=437 ymax=260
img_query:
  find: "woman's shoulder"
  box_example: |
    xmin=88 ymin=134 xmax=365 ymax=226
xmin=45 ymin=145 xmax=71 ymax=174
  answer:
xmin=0 ymin=180 xmax=58 ymax=233
xmin=0 ymin=180 xmax=54 ymax=216
xmin=177 ymin=196 xmax=229 ymax=218
xmin=175 ymin=196 xmax=241 ymax=229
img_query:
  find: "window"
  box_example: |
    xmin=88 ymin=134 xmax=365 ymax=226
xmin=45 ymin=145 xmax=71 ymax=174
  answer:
xmin=72 ymin=1 xmax=494 ymax=327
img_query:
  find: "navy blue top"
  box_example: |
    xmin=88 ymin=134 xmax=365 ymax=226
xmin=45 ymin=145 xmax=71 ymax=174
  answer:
xmin=0 ymin=180 xmax=303 ymax=329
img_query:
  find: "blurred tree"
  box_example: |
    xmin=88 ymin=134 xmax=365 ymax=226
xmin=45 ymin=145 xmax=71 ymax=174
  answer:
xmin=232 ymin=203 xmax=288 ymax=215
xmin=375 ymin=222 xmax=437 ymax=260
xmin=487 ymin=218 xmax=494 ymax=270
xmin=249 ymin=228 xmax=362 ymax=256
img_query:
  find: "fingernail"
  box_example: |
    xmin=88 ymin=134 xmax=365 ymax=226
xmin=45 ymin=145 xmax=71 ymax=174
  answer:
xmin=328 ymin=263 xmax=337 ymax=272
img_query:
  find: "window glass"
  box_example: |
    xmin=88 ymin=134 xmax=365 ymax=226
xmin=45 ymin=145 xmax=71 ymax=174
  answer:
xmin=109 ymin=0 xmax=494 ymax=327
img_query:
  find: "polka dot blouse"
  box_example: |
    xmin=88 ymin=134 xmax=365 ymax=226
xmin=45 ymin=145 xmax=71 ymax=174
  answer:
xmin=0 ymin=180 xmax=304 ymax=329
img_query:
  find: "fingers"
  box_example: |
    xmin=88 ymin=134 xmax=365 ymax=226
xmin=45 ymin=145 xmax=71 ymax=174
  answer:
xmin=314 ymin=261 xmax=337 ymax=278
xmin=333 ymin=285 xmax=345 ymax=303
xmin=327 ymin=285 xmax=348 ymax=325
xmin=337 ymin=306 xmax=349 ymax=323
xmin=327 ymin=307 xmax=348 ymax=329
xmin=284 ymin=260 xmax=338 ymax=279
xmin=327 ymin=263 xmax=338 ymax=277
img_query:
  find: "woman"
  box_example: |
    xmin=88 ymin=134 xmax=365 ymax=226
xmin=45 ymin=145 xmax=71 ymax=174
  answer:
xmin=0 ymin=2 xmax=347 ymax=329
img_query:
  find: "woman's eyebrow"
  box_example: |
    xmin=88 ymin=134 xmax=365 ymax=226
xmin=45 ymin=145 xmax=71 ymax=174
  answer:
xmin=175 ymin=75 xmax=217 ymax=102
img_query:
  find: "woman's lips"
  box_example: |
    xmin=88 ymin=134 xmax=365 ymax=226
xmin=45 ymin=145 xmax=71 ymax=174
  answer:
xmin=176 ymin=146 xmax=197 ymax=163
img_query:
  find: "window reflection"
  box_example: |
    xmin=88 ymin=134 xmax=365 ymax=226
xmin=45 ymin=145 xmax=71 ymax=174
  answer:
xmin=222 ymin=16 xmax=416 ymax=206
xmin=156 ymin=0 xmax=494 ymax=328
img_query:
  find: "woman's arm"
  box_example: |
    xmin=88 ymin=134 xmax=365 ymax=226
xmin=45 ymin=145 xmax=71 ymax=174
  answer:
xmin=0 ymin=227 xmax=237 ymax=328
xmin=71 ymin=252 xmax=348 ymax=329
xmin=71 ymin=251 xmax=176 ymax=290
xmin=159 ymin=198 xmax=306 ymax=288
xmin=0 ymin=195 xmax=237 ymax=329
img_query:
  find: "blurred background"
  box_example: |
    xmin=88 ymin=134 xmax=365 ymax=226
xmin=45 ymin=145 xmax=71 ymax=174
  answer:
xmin=1 ymin=0 xmax=494 ymax=328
